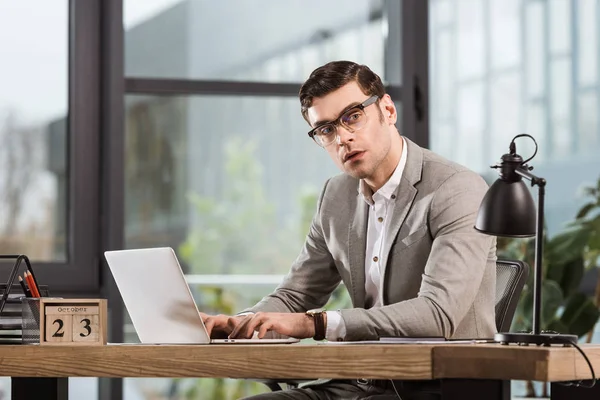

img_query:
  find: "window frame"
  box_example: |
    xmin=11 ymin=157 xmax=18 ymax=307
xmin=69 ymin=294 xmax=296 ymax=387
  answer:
xmin=0 ymin=0 xmax=102 ymax=294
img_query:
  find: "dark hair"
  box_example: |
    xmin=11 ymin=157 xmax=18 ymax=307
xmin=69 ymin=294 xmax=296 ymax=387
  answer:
xmin=299 ymin=61 xmax=385 ymax=122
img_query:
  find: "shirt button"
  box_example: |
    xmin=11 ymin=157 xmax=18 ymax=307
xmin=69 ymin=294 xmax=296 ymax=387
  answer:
xmin=391 ymin=194 xmax=396 ymax=199
xmin=377 ymin=217 xmax=383 ymax=223
xmin=373 ymin=256 xmax=379 ymax=262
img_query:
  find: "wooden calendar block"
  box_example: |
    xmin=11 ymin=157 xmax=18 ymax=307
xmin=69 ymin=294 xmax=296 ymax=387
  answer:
xmin=39 ymin=299 xmax=107 ymax=345
xmin=44 ymin=313 xmax=72 ymax=343
xmin=72 ymin=314 xmax=99 ymax=342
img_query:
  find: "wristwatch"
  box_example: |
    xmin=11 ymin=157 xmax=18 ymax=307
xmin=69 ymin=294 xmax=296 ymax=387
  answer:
xmin=306 ymin=309 xmax=326 ymax=341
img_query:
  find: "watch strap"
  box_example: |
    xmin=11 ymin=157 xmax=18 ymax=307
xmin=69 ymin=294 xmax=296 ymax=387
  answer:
xmin=308 ymin=311 xmax=326 ymax=341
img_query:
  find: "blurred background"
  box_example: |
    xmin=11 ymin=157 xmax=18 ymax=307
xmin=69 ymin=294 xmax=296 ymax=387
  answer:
xmin=1 ymin=0 xmax=599 ymax=398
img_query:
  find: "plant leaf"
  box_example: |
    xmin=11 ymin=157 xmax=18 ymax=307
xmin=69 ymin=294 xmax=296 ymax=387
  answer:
xmin=546 ymin=318 xmax=569 ymax=334
xmin=546 ymin=225 xmax=592 ymax=265
xmin=512 ymin=284 xmax=533 ymax=332
xmin=588 ymin=215 xmax=600 ymax=252
xmin=541 ymin=280 xmax=564 ymax=327
xmin=559 ymin=292 xmax=600 ymax=337
xmin=518 ymin=280 xmax=563 ymax=329
xmin=576 ymin=202 xmax=597 ymax=219
xmin=583 ymin=186 xmax=597 ymax=198
xmin=546 ymin=257 xmax=584 ymax=298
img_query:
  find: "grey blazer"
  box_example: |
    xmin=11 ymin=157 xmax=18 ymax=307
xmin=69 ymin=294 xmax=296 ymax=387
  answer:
xmin=248 ymin=137 xmax=497 ymax=340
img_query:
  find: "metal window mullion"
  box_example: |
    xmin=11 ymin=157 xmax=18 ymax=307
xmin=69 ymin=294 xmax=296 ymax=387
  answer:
xmin=125 ymin=78 xmax=401 ymax=99
xmin=401 ymin=0 xmax=429 ymax=148
xmin=98 ymin=0 xmax=125 ymax=399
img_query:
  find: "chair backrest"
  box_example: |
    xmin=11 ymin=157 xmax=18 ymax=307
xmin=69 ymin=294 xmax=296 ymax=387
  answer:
xmin=495 ymin=259 xmax=530 ymax=332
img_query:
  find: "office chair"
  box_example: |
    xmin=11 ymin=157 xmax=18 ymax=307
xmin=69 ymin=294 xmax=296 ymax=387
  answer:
xmin=260 ymin=259 xmax=530 ymax=391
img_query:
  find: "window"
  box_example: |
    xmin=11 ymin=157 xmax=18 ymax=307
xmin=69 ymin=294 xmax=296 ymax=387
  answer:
xmin=0 ymin=0 xmax=100 ymax=291
xmin=0 ymin=1 xmax=68 ymax=261
xmin=124 ymin=0 xmax=387 ymax=82
xmin=429 ymin=0 xmax=600 ymax=237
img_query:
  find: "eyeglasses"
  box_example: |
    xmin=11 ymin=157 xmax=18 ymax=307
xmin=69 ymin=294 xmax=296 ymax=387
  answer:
xmin=307 ymin=95 xmax=379 ymax=147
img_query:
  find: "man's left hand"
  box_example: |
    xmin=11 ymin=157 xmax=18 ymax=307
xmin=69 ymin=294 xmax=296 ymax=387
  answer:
xmin=228 ymin=312 xmax=322 ymax=339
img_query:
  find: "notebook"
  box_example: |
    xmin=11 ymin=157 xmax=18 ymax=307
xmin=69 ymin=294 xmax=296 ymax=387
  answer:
xmin=104 ymin=247 xmax=299 ymax=345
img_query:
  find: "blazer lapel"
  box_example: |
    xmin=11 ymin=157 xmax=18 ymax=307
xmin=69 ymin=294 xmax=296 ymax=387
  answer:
xmin=348 ymin=193 xmax=368 ymax=309
xmin=379 ymin=138 xmax=423 ymax=302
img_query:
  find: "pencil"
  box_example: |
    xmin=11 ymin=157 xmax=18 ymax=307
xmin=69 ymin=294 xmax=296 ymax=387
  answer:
xmin=24 ymin=272 xmax=40 ymax=298
xmin=18 ymin=276 xmax=30 ymax=297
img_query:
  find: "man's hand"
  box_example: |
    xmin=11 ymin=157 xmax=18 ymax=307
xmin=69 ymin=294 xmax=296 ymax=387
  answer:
xmin=200 ymin=313 xmax=246 ymax=339
xmin=229 ymin=312 xmax=322 ymax=340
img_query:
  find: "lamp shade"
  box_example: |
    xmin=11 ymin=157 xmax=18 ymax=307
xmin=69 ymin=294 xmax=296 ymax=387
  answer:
xmin=475 ymin=179 xmax=536 ymax=237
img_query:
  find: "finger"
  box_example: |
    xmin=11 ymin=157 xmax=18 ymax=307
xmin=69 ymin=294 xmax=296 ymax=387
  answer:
xmin=203 ymin=317 xmax=215 ymax=337
xmin=243 ymin=316 xmax=267 ymax=339
xmin=226 ymin=316 xmax=243 ymax=334
xmin=229 ymin=315 xmax=254 ymax=338
xmin=199 ymin=312 xmax=209 ymax=320
xmin=257 ymin=321 xmax=273 ymax=339
xmin=232 ymin=314 xmax=263 ymax=339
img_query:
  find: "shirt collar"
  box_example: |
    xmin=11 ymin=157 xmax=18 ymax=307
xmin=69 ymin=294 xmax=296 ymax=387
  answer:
xmin=359 ymin=136 xmax=407 ymax=206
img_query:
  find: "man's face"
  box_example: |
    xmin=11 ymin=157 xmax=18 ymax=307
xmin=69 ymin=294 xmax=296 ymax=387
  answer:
xmin=306 ymin=82 xmax=397 ymax=180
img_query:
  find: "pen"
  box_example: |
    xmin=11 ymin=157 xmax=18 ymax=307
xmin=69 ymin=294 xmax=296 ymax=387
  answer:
xmin=24 ymin=272 xmax=40 ymax=298
xmin=18 ymin=276 xmax=30 ymax=297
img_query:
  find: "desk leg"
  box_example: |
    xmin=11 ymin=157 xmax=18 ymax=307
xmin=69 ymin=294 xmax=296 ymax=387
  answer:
xmin=11 ymin=377 xmax=68 ymax=400
xmin=441 ymin=379 xmax=510 ymax=400
xmin=551 ymin=381 xmax=599 ymax=399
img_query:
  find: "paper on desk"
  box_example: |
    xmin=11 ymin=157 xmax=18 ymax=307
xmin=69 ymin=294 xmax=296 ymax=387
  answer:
xmin=320 ymin=338 xmax=495 ymax=345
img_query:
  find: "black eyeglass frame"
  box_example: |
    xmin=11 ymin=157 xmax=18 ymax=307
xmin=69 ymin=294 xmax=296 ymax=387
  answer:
xmin=307 ymin=95 xmax=380 ymax=147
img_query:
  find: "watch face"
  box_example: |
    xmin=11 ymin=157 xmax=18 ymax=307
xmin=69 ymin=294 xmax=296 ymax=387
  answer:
xmin=306 ymin=309 xmax=324 ymax=316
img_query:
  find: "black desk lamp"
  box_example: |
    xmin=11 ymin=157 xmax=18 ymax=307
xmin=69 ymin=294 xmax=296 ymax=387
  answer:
xmin=475 ymin=133 xmax=577 ymax=346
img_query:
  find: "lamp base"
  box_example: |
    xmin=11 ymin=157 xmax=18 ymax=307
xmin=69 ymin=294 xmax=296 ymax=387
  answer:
xmin=495 ymin=332 xmax=578 ymax=346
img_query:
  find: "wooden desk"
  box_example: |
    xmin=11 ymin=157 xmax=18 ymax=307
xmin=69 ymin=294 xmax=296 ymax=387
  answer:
xmin=434 ymin=344 xmax=600 ymax=382
xmin=3 ymin=343 xmax=600 ymax=400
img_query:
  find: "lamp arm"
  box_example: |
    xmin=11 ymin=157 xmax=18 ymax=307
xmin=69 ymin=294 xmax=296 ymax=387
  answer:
xmin=515 ymin=166 xmax=545 ymax=335
xmin=515 ymin=166 xmax=546 ymax=188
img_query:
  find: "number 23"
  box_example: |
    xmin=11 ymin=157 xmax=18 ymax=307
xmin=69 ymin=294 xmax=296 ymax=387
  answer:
xmin=51 ymin=318 xmax=91 ymax=337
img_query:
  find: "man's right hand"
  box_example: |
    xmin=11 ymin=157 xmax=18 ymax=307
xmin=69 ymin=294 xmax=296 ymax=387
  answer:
xmin=200 ymin=313 xmax=246 ymax=339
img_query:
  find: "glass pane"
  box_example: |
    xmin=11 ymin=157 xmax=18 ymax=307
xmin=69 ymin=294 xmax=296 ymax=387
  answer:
xmin=525 ymin=103 xmax=547 ymax=163
xmin=455 ymin=83 xmax=484 ymax=170
xmin=490 ymin=73 xmax=522 ymax=157
xmin=525 ymin=1 xmax=545 ymax=98
xmin=578 ymin=0 xmax=597 ymax=86
xmin=124 ymin=95 xmax=340 ymax=269
xmin=0 ymin=1 xmax=68 ymax=261
xmin=549 ymin=0 xmax=570 ymax=54
xmin=433 ymin=0 xmax=453 ymax=25
xmin=550 ymin=58 xmax=572 ymax=122
xmin=430 ymin=0 xmax=600 ymax=250
xmin=435 ymin=31 xmax=454 ymax=121
xmin=124 ymin=0 xmax=389 ymax=82
xmin=456 ymin=0 xmax=484 ymax=80
xmin=490 ymin=0 xmax=520 ymax=70
xmin=578 ymin=93 xmax=598 ymax=155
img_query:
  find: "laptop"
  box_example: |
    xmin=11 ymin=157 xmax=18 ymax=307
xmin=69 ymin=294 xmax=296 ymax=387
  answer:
xmin=104 ymin=247 xmax=299 ymax=345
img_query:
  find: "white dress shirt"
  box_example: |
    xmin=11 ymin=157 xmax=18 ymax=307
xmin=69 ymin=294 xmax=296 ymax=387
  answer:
xmin=325 ymin=137 xmax=408 ymax=341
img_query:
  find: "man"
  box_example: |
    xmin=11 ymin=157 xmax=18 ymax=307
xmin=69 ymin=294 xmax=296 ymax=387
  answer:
xmin=201 ymin=61 xmax=497 ymax=399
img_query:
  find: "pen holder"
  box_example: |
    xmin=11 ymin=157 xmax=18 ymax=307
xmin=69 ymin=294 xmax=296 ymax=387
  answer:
xmin=21 ymin=297 xmax=41 ymax=344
